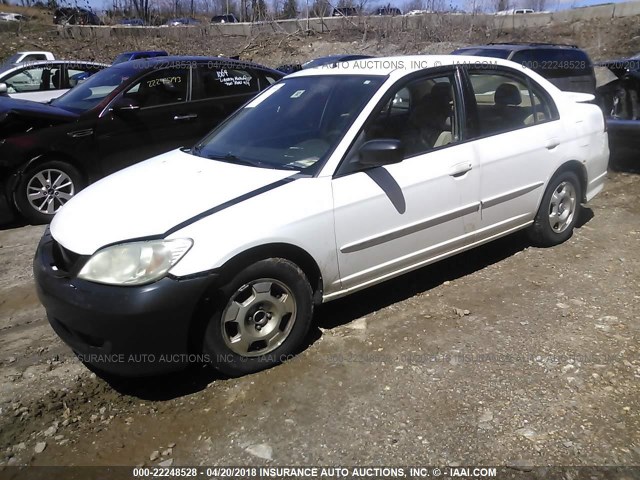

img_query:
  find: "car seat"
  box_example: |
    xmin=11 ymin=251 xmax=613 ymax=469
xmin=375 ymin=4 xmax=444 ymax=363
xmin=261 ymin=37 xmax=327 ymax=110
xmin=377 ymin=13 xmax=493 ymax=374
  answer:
xmin=494 ymin=83 xmax=526 ymax=128
xmin=40 ymin=69 xmax=51 ymax=91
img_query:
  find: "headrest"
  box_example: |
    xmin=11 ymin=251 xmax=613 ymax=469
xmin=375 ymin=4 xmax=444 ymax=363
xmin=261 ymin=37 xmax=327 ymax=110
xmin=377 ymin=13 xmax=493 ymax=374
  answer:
xmin=495 ymin=83 xmax=522 ymax=106
xmin=430 ymin=82 xmax=453 ymax=102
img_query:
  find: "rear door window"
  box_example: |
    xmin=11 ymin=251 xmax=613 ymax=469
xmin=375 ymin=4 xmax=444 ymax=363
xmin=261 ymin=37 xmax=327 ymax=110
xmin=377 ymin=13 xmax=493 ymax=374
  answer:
xmin=466 ymin=69 xmax=558 ymax=137
xmin=66 ymin=64 xmax=103 ymax=88
xmin=193 ymin=64 xmax=259 ymax=100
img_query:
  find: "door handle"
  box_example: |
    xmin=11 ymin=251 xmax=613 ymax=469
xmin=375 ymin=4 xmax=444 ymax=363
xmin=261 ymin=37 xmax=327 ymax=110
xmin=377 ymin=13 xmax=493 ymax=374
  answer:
xmin=67 ymin=128 xmax=94 ymax=138
xmin=173 ymin=114 xmax=198 ymax=121
xmin=545 ymin=139 xmax=560 ymax=150
xmin=450 ymin=162 xmax=473 ymax=177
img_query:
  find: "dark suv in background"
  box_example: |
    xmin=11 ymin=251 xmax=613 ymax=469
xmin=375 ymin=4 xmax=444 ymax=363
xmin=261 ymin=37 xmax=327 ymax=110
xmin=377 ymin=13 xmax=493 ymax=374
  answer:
xmin=0 ymin=56 xmax=283 ymax=224
xmin=452 ymin=42 xmax=596 ymax=94
xmin=53 ymin=7 xmax=102 ymax=25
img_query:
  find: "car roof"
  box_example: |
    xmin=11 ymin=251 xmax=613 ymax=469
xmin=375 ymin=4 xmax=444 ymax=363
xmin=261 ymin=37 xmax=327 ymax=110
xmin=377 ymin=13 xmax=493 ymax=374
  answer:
xmin=116 ymin=55 xmax=281 ymax=73
xmin=287 ymin=54 xmax=526 ymax=78
xmin=458 ymin=43 xmax=579 ymax=52
xmin=120 ymin=50 xmax=167 ymax=55
xmin=0 ymin=60 xmax=109 ymax=75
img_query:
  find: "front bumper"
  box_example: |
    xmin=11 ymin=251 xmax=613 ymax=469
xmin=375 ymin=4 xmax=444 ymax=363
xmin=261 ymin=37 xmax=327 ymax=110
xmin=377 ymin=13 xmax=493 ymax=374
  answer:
xmin=34 ymin=230 xmax=216 ymax=376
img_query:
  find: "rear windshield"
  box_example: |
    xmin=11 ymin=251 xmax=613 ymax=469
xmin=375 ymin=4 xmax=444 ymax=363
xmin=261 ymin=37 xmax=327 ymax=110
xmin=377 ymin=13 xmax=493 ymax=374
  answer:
xmin=510 ymin=48 xmax=593 ymax=78
xmin=5 ymin=54 xmax=22 ymax=64
xmin=452 ymin=48 xmax=511 ymax=59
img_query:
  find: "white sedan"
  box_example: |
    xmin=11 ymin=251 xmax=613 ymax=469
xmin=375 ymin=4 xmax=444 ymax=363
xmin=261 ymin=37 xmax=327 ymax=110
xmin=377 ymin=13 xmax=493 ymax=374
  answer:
xmin=34 ymin=55 xmax=609 ymax=377
xmin=0 ymin=60 xmax=107 ymax=102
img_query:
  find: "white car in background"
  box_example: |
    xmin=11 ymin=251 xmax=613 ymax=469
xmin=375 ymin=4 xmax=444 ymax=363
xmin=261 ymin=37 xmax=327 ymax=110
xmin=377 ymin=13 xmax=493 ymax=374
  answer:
xmin=0 ymin=60 xmax=108 ymax=102
xmin=0 ymin=12 xmax=26 ymax=21
xmin=3 ymin=51 xmax=55 ymax=65
xmin=35 ymin=55 xmax=609 ymax=378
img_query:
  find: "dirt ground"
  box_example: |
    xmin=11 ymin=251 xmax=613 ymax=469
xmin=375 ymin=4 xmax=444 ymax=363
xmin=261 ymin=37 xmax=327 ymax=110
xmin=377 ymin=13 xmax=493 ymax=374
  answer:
xmin=0 ymin=163 xmax=639 ymax=471
xmin=1 ymin=13 xmax=640 ymax=475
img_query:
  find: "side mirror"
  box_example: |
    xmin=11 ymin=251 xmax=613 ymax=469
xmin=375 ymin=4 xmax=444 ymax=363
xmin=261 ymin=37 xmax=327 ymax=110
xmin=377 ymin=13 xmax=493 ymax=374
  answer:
xmin=357 ymin=139 xmax=404 ymax=168
xmin=0 ymin=83 xmax=7 ymax=95
xmin=112 ymin=96 xmax=141 ymax=114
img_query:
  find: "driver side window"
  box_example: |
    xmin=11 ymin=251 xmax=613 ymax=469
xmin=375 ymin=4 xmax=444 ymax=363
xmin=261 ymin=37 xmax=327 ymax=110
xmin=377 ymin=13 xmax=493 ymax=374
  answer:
xmin=364 ymin=73 xmax=459 ymax=159
xmin=123 ymin=68 xmax=189 ymax=108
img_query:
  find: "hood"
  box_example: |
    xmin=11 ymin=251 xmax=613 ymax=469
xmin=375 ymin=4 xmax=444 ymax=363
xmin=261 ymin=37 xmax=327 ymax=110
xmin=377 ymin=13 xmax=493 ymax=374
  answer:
xmin=50 ymin=149 xmax=295 ymax=255
xmin=0 ymin=96 xmax=78 ymax=121
xmin=0 ymin=97 xmax=78 ymax=139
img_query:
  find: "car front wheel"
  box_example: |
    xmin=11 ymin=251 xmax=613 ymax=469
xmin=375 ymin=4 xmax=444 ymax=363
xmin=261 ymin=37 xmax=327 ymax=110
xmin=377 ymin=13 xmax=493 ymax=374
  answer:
xmin=15 ymin=160 xmax=84 ymax=224
xmin=203 ymin=258 xmax=313 ymax=377
xmin=528 ymin=171 xmax=582 ymax=247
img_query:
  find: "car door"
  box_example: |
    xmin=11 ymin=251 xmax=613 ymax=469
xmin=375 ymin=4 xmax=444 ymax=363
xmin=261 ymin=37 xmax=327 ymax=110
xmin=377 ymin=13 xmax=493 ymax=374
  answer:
xmin=3 ymin=63 xmax=66 ymax=102
xmin=331 ymin=69 xmax=481 ymax=292
xmin=95 ymin=66 xmax=197 ymax=175
xmin=190 ymin=62 xmax=263 ymax=140
xmin=462 ymin=66 xmax=563 ymax=241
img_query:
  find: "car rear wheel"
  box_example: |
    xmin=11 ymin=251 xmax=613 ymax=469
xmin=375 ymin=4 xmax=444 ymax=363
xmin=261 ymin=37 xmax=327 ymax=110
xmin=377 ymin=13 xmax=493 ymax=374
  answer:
xmin=203 ymin=258 xmax=313 ymax=377
xmin=15 ymin=160 xmax=84 ymax=224
xmin=527 ymin=171 xmax=582 ymax=247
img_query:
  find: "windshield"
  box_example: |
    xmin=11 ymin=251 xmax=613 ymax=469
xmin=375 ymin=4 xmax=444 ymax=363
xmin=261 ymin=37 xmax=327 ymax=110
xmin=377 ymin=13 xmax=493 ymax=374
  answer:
xmin=112 ymin=54 xmax=131 ymax=65
xmin=51 ymin=65 xmax=137 ymax=114
xmin=193 ymin=75 xmax=385 ymax=173
xmin=5 ymin=54 xmax=22 ymax=64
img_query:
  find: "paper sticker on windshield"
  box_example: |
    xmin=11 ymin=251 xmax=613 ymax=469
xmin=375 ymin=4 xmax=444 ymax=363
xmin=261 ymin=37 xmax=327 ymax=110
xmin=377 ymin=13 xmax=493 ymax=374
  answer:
xmin=245 ymin=83 xmax=285 ymax=108
xmin=290 ymin=90 xmax=305 ymax=98
xmin=288 ymin=157 xmax=318 ymax=168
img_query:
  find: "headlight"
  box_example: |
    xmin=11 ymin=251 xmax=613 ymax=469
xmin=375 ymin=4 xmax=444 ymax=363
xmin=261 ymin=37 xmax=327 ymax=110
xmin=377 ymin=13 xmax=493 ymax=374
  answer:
xmin=78 ymin=239 xmax=193 ymax=286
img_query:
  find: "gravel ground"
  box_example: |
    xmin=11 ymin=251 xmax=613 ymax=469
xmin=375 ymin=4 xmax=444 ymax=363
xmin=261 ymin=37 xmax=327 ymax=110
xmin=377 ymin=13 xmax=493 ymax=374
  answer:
xmin=0 ymin=168 xmax=638 ymax=470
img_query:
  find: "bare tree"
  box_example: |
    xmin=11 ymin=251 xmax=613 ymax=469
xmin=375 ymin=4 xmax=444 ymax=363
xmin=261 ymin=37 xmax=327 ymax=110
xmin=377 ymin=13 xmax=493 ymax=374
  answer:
xmin=125 ymin=0 xmax=146 ymax=19
xmin=282 ymin=0 xmax=297 ymax=18
xmin=310 ymin=0 xmax=329 ymax=16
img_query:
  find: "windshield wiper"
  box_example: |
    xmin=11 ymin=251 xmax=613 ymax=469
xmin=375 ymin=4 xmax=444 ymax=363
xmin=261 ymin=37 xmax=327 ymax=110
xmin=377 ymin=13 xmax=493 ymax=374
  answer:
xmin=204 ymin=152 xmax=264 ymax=168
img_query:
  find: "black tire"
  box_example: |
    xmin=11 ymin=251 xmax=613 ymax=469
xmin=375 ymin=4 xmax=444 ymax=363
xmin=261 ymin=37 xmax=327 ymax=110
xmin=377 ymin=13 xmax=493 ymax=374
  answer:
xmin=203 ymin=258 xmax=313 ymax=377
xmin=527 ymin=171 xmax=582 ymax=247
xmin=14 ymin=160 xmax=84 ymax=225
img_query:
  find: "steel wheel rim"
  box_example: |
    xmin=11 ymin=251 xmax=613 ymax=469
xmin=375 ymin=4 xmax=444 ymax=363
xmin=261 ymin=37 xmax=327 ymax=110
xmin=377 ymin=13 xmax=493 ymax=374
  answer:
xmin=26 ymin=169 xmax=75 ymax=215
xmin=221 ymin=278 xmax=297 ymax=358
xmin=548 ymin=181 xmax=577 ymax=234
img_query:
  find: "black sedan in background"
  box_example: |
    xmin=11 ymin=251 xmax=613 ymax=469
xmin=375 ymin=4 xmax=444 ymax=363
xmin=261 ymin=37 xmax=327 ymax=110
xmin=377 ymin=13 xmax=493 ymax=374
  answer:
xmin=0 ymin=56 xmax=283 ymax=224
xmin=596 ymin=56 xmax=640 ymax=157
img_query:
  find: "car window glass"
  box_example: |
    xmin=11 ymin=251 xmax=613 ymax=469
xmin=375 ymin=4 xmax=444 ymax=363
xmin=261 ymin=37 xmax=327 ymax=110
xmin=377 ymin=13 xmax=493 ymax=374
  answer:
xmin=67 ymin=66 xmax=101 ymax=87
xmin=364 ymin=73 xmax=458 ymax=159
xmin=124 ymin=68 xmax=188 ymax=107
xmin=510 ymin=48 xmax=592 ymax=78
xmin=4 ymin=66 xmax=62 ymax=93
xmin=525 ymin=88 xmax=554 ymax=125
xmin=468 ymin=71 xmax=537 ymax=136
xmin=194 ymin=65 xmax=259 ymax=99
xmin=23 ymin=54 xmax=46 ymax=62
xmin=193 ymin=75 xmax=384 ymax=173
